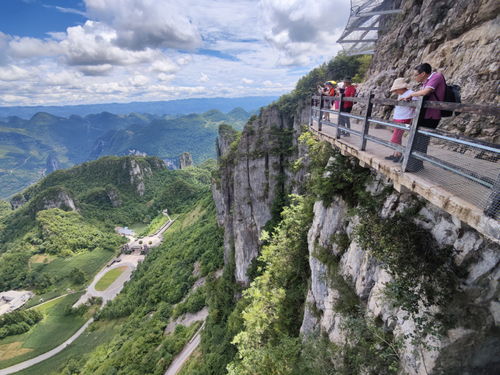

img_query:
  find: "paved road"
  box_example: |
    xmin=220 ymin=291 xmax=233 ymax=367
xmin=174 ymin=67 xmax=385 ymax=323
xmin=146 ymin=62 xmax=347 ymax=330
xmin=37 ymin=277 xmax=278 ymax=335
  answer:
xmin=0 ymin=318 xmax=94 ymax=375
xmin=2 ymin=217 xmax=176 ymax=373
xmin=164 ymin=323 xmax=205 ymax=375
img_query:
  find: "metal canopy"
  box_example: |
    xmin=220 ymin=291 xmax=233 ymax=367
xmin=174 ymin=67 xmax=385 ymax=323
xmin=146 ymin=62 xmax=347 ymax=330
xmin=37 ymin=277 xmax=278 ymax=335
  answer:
xmin=337 ymin=0 xmax=402 ymax=56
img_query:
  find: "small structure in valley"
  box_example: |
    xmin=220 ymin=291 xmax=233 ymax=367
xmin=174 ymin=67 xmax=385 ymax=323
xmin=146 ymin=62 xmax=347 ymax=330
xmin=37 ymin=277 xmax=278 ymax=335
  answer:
xmin=0 ymin=290 xmax=33 ymax=315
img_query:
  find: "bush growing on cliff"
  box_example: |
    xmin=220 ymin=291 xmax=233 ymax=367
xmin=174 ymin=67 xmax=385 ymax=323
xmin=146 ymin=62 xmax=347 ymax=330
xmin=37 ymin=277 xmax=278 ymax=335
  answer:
xmin=227 ymin=195 xmax=312 ymax=375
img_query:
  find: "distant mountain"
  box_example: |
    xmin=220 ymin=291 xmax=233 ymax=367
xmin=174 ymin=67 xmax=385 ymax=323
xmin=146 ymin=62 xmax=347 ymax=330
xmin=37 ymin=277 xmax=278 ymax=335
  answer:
xmin=0 ymin=96 xmax=277 ymax=119
xmin=0 ymin=108 xmax=250 ymax=198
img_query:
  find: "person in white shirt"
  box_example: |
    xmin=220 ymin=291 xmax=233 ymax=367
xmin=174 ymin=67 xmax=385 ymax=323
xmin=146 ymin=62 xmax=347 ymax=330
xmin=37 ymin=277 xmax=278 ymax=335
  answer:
xmin=385 ymin=78 xmax=415 ymax=163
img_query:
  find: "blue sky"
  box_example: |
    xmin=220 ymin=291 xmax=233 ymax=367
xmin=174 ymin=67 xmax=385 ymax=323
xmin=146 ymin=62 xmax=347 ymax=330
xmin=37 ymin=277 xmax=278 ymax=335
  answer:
xmin=0 ymin=0 xmax=351 ymax=106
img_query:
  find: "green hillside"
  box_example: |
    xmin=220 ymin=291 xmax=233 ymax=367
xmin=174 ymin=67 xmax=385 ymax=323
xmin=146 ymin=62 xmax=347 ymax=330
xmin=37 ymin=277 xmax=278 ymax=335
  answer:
xmin=0 ymin=155 xmax=214 ymax=296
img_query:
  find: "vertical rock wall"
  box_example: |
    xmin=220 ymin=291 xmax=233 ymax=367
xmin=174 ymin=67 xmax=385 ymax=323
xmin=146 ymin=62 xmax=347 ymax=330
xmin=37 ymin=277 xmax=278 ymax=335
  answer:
xmin=301 ymin=174 xmax=500 ymax=374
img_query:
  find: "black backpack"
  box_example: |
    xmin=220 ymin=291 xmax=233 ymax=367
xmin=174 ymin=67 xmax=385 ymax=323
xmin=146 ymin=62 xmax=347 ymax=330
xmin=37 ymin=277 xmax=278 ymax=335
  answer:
xmin=441 ymin=84 xmax=461 ymax=117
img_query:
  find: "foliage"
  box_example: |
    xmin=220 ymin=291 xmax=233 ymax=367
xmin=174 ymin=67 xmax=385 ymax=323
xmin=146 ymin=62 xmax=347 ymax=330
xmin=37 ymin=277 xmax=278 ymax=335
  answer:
xmin=0 ymin=310 xmax=43 ymax=339
xmin=0 ymin=293 xmax=87 ymax=369
xmin=54 ymin=194 xmax=224 ymax=374
xmin=299 ymin=317 xmax=401 ymax=375
xmin=34 ymin=209 xmax=122 ymax=256
xmin=0 ymin=200 xmax=11 ymax=219
xmin=172 ymin=286 xmax=207 ymax=319
xmin=354 ymin=207 xmax=463 ymax=341
xmin=227 ymin=195 xmax=312 ymax=375
xmin=300 ymin=131 xmax=372 ymax=207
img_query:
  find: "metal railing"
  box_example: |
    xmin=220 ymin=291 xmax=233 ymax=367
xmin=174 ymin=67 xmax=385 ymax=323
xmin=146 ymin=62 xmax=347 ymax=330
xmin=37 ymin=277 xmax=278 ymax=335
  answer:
xmin=310 ymin=92 xmax=500 ymax=219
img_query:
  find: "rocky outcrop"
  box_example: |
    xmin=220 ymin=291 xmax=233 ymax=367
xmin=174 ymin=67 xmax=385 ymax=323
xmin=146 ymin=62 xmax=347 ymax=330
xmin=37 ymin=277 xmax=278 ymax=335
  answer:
xmin=45 ymin=152 xmax=60 ymax=174
xmin=179 ymin=152 xmax=193 ymax=169
xmin=359 ymin=0 xmax=500 ymax=142
xmin=124 ymin=157 xmax=164 ymax=196
xmin=301 ymin=177 xmax=500 ymax=375
xmin=213 ymin=104 xmax=309 ymax=284
xmin=35 ymin=188 xmax=78 ymax=212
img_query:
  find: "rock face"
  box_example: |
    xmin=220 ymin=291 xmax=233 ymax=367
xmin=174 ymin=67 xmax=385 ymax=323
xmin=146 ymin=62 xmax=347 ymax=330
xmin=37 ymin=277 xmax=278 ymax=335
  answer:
xmin=212 ymin=0 xmax=500 ymax=371
xmin=37 ymin=188 xmax=78 ymax=212
xmin=45 ymin=152 xmax=60 ymax=174
xmin=179 ymin=152 xmax=193 ymax=169
xmin=124 ymin=157 xmax=164 ymax=196
xmin=301 ymin=179 xmax=500 ymax=374
xmin=213 ymin=104 xmax=309 ymax=284
xmin=360 ymin=0 xmax=500 ymax=143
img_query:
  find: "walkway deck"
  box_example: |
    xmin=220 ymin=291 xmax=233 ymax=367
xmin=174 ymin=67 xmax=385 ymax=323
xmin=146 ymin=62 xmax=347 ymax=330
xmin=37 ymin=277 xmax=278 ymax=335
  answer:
xmin=310 ymin=116 xmax=499 ymax=242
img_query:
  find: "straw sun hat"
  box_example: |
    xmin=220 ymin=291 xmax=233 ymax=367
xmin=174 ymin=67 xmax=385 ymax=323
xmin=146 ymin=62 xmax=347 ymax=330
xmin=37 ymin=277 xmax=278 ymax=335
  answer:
xmin=390 ymin=77 xmax=409 ymax=92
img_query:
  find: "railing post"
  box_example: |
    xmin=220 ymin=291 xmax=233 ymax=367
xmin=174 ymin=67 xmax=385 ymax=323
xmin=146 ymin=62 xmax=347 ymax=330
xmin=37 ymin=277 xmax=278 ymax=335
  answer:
xmin=360 ymin=91 xmax=374 ymax=150
xmin=318 ymin=94 xmax=324 ymax=132
xmin=402 ymin=96 xmax=425 ymax=172
xmin=336 ymin=92 xmax=344 ymax=139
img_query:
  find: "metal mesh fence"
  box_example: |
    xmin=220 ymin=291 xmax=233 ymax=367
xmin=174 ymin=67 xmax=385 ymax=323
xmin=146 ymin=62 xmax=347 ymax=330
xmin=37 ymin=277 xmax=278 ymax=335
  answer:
xmin=310 ymin=98 xmax=500 ymax=219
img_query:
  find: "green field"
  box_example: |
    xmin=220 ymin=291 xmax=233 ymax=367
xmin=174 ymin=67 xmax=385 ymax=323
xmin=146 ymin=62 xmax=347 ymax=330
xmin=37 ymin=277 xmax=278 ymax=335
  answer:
xmin=24 ymin=248 xmax=117 ymax=308
xmin=0 ymin=293 xmax=87 ymax=369
xmin=15 ymin=320 xmax=121 ymax=375
xmin=95 ymin=266 xmax=128 ymax=291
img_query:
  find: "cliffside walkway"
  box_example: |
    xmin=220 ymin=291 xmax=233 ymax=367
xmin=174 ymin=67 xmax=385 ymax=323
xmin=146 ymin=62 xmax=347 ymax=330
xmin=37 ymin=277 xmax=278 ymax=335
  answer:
xmin=310 ymin=94 xmax=500 ymax=242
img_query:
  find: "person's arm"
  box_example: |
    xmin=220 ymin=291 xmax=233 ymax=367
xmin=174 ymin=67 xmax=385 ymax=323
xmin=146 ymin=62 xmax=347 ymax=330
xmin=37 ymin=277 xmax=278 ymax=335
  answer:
xmin=401 ymin=87 xmax=433 ymax=101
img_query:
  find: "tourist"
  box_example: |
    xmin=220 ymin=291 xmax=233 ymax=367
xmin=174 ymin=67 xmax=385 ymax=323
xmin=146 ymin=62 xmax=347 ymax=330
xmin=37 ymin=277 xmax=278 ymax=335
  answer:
xmin=335 ymin=77 xmax=356 ymax=136
xmin=322 ymin=81 xmax=336 ymax=121
xmin=402 ymin=63 xmax=446 ymax=172
xmin=385 ymin=78 xmax=415 ymax=163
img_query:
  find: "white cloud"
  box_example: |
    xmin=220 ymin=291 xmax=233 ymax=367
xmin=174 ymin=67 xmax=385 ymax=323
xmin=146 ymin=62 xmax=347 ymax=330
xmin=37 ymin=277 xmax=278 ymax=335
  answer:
xmin=129 ymin=74 xmax=149 ymax=87
xmin=260 ymin=0 xmax=350 ymax=65
xmin=85 ymin=0 xmax=202 ymax=50
xmin=8 ymin=37 xmax=62 ymax=58
xmin=200 ymin=73 xmax=209 ymax=82
xmin=150 ymin=59 xmax=178 ymax=73
xmin=0 ymin=0 xmax=352 ymax=106
xmin=0 ymin=65 xmax=32 ymax=81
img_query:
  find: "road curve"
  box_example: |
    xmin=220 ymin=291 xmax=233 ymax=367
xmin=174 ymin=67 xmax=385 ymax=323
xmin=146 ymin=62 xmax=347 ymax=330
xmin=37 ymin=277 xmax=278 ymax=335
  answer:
xmin=0 ymin=318 xmax=94 ymax=375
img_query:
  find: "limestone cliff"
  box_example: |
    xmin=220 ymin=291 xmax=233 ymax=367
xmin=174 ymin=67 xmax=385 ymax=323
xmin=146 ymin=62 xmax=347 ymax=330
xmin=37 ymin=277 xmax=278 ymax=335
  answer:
xmin=213 ymin=105 xmax=309 ymax=284
xmin=300 ymin=174 xmax=499 ymax=374
xmin=212 ymin=0 xmax=499 ymax=372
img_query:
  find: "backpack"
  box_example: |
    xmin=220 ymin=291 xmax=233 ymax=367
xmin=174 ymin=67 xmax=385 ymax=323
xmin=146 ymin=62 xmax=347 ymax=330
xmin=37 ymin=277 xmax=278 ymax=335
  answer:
xmin=441 ymin=84 xmax=461 ymax=117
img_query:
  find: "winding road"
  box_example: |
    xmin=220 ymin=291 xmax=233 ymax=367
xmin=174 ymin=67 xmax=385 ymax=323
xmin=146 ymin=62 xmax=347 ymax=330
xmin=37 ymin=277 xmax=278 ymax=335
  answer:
xmin=0 ymin=218 xmax=175 ymax=374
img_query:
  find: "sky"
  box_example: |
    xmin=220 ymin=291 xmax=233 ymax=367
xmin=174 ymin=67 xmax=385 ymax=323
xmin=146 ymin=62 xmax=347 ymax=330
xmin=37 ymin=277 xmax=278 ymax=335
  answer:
xmin=0 ymin=0 xmax=351 ymax=106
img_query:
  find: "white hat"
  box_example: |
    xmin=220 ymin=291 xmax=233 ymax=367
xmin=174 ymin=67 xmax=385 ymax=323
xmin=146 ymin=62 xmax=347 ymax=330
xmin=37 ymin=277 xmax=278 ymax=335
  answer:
xmin=390 ymin=77 xmax=409 ymax=92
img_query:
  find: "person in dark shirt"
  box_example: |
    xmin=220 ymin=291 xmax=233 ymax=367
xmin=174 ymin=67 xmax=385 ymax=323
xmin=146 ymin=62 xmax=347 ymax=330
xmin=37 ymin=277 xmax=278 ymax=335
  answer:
xmin=403 ymin=63 xmax=446 ymax=172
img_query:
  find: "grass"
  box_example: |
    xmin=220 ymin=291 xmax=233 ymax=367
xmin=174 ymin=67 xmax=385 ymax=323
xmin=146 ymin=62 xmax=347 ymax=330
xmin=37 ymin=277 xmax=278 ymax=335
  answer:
xmin=14 ymin=319 xmax=121 ymax=375
xmin=30 ymin=254 xmax=55 ymax=264
xmin=27 ymin=247 xmax=117 ymax=299
xmin=0 ymin=293 xmax=87 ymax=369
xmin=95 ymin=266 xmax=128 ymax=291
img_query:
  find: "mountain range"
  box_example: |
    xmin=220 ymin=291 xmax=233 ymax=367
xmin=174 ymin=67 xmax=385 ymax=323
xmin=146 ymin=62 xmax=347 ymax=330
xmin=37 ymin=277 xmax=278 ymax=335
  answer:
xmin=0 ymin=96 xmax=277 ymax=119
xmin=0 ymin=107 xmax=252 ymax=198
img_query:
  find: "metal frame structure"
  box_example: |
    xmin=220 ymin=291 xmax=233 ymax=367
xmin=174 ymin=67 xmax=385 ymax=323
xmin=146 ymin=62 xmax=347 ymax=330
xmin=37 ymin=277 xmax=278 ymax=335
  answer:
xmin=337 ymin=0 xmax=402 ymax=56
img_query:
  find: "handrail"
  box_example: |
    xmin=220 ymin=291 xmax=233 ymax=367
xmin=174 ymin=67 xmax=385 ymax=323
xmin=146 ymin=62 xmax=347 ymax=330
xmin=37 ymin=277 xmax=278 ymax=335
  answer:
xmin=313 ymin=94 xmax=500 ymax=116
xmin=310 ymin=91 xmax=500 ymax=217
